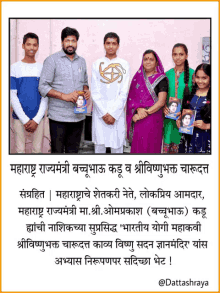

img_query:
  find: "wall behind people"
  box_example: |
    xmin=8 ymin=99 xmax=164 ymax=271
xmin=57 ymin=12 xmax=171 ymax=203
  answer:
xmin=10 ymin=19 xmax=210 ymax=153
xmin=11 ymin=19 xmax=210 ymax=74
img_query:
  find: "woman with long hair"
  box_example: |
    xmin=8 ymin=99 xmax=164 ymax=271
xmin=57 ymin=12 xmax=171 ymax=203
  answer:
xmin=178 ymin=63 xmax=211 ymax=153
xmin=163 ymin=43 xmax=194 ymax=153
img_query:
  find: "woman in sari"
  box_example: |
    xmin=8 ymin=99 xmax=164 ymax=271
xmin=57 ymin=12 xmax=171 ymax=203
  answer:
xmin=126 ymin=50 xmax=168 ymax=153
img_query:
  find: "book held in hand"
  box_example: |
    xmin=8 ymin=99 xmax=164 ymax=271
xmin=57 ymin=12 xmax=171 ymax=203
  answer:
xmin=165 ymin=97 xmax=182 ymax=120
xmin=74 ymin=91 xmax=87 ymax=114
xmin=179 ymin=109 xmax=196 ymax=135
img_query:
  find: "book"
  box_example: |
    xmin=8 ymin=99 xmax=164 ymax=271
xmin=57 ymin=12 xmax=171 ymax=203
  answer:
xmin=165 ymin=97 xmax=182 ymax=120
xmin=74 ymin=91 xmax=87 ymax=114
xmin=179 ymin=109 xmax=196 ymax=135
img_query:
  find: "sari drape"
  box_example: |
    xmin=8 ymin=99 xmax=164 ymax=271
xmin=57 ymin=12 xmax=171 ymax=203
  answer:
xmin=126 ymin=52 xmax=166 ymax=153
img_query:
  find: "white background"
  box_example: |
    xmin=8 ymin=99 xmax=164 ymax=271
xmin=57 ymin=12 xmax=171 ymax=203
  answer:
xmin=2 ymin=1 xmax=219 ymax=291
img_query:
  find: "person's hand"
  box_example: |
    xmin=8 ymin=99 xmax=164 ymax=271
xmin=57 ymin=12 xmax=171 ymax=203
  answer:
xmin=194 ymin=120 xmax=209 ymax=130
xmin=24 ymin=120 xmax=31 ymax=130
xmin=136 ymin=108 xmax=148 ymax=121
xmin=137 ymin=108 xmax=148 ymax=119
xmin=63 ymin=91 xmax=78 ymax=103
xmin=163 ymin=105 xmax=169 ymax=116
xmin=102 ymin=113 xmax=115 ymax=125
xmin=24 ymin=120 xmax=38 ymax=133
xmin=108 ymin=115 xmax=115 ymax=125
xmin=84 ymin=90 xmax=91 ymax=100
xmin=176 ymin=111 xmax=181 ymax=117
xmin=103 ymin=114 xmax=110 ymax=124
xmin=176 ymin=114 xmax=181 ymax=128
xmin=132 ymin=114 xmax=139 ymax=123
xmin=104 ymin=114 xmax=115 ymax=125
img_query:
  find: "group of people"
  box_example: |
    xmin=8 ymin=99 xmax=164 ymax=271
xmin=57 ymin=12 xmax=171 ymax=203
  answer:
xmin=10 ymin=27 xmax=211 ymax=154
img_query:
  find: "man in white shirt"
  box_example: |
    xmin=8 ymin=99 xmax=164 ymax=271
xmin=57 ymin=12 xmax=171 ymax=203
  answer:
xmin=10 ymin=32 xmax=48 ymax=153
xmin=91 ymin=32 xmax=130 ymax=154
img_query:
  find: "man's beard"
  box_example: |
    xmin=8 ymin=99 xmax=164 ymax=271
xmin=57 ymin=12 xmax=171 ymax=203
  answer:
xmin=63 ymin=46 xmax=76 ymax=55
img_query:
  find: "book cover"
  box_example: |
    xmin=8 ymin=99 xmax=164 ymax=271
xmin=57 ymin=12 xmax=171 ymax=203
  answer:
xmin=165 ymin=97 xmax=182 ymax=120
xmin=179 ymin=109 xmax=196 ymax=135
xmin=74 ymin=91 xmax=87 ymax=114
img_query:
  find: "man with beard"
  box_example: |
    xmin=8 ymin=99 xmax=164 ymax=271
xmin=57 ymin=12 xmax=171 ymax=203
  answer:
xmin=39 ymin=27 xmax=90 ymax=153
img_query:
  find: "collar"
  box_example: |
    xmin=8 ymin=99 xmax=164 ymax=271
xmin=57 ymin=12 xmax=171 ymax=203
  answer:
xmin=60 ymin=49 xmax=79 ymax=60
xmin=174 ymin=67 xmax=184 ymax=77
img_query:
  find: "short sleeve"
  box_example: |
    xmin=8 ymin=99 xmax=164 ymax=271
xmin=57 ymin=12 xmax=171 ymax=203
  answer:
xmin=38 ymin=56 xmax=55 ymax=97
xmin=157 ymin=77 xmax=168 ymax=93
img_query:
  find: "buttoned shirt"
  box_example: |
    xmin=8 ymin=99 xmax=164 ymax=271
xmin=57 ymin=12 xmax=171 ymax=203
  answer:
xmin=39 ymin=50 xmax=89 ymax=122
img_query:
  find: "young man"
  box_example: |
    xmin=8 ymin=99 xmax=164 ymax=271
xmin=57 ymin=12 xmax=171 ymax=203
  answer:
xmin=91 ymin=32 xmax=130 ymax=153
xmin=10 ymin=33 xmax=48 ymax=153
xmin=39 ymin=27 xmax=90 ymax=153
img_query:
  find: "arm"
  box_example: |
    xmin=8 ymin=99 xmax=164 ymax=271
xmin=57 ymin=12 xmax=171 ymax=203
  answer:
xmin=24 ymin=96 xmax=48 ymax=132
xmin=46 ymin=89 xmax=78 ymax=103
xmin=194 ymin=120 xmax=210 ymax=130
xmin=91 ymin=62 xmax=107 ymax=118
xmin=10 ymin=65 xmax=30 ymax=125
xmin=134 ymin=78 xmax=168 ymax=120
xmin=25 ymin=97 xmax=48 ymax=133
xmin=11 ymin=90 xmax=30 ymax=125
xmin=147 ymin=78 xmax=168 ymax=115
xmin=107 ymin=63 xmax=131 ymax=121
xmin=136 ymin=91 xmax=167 ymax=122
xmin=136 ymin=108 xmax=148 ymax=119
xmin=33 ymin=96 xmax=48 ymax=124
xmin=147 ymin=91 xmax=167 ymax=115
xmin=39 ymin=57 xmax=78 ymax=103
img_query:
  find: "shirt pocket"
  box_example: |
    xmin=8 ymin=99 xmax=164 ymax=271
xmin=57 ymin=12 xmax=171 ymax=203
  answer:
xmin=73 ymin=64 xmax=85 ymax=83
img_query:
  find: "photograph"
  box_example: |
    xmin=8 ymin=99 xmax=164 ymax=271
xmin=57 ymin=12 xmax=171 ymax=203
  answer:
xmin=179 ymin=109 xmax=196 ymax=135
xmin=165 ymin=97 xmax=181 ymax=120
xmin=74 ymin=91 xmax=88 ymax=114
xmin=10 ymin=18 xmax=211 ymax=154
xmin=3 ymin=2 xmax=218 ymax=292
